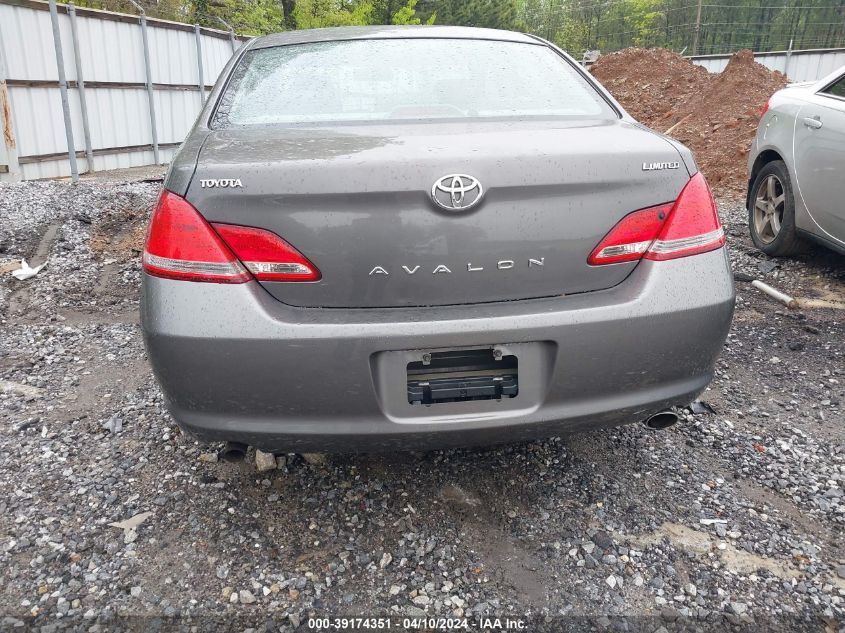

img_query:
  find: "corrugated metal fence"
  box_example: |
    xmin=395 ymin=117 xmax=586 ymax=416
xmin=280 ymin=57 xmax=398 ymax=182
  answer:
xmin=3 ymin=3 xmax=842 ymax=182
xmin=0 ymin=0 xmax=247 ymax=181
xmin=689 ymin=47 xmax=845 ymax=82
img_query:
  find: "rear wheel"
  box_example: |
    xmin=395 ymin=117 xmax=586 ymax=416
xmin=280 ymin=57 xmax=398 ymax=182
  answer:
xmin=748 ymin=160 xmax=805 ymax=256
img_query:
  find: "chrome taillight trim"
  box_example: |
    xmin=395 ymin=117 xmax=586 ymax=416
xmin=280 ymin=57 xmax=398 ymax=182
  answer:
xmin=142 ymin=251 xmax=248 ymax=277
xmin=649 ymin=228 xmax=725 ymax=254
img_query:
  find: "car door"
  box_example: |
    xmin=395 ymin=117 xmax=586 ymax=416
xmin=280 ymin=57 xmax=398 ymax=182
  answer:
xmin=793 ymin=71 xmax=845 ymax=245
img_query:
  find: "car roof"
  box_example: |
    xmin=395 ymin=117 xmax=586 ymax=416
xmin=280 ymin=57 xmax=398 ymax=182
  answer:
xmin=249 ymin=25 xmax=542 ymax=50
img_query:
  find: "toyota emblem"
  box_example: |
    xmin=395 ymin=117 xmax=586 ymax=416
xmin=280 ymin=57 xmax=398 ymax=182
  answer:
xmin=430 ymin=174 xmax=484 ymax=211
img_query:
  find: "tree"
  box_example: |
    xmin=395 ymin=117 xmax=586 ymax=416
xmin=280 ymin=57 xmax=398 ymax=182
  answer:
xmin=199 ymin=0 xmax=285 ymax=35
xmin=281 ymin=0 xmax=297 ymax=29
xmin=414 ymin=0 xmax=520 ymax=29
xmin=391 ymin=0 xmax=424 ymax=24
xmin=70 ymin=0 xmax=845 ymax=50
xmin=293 ymin=0 xmax=374 ymax=27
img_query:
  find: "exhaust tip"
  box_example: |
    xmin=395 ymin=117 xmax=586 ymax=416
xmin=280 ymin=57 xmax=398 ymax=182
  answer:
xmin=218 ymin=441 xmax=248 ymax=463
xmin=643 ymin=410 xmax=679 ymax=430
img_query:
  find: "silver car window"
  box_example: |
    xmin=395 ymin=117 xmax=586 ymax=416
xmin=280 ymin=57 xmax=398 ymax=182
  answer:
xmin=213 ymin=39 xmax=615 ymax=126
xmin=820 ymin=74 xmax=845 ymax=100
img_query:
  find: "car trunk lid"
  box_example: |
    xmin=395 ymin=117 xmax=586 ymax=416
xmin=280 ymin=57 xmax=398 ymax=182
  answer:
xmin=186 ymin=119 xmax=690 ymax=308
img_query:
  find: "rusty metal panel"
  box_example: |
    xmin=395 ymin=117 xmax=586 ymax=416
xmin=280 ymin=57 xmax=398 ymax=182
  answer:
xmin=0 ymin=80 xmax=18 ymax=178
xmin=6 ymin=86 xmax=68 ymax=159
xmin=1 ymin=81 xmax=14 ymax=149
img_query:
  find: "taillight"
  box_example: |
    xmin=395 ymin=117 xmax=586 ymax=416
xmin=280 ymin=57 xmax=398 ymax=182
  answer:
xmin=142 ymin=190 xmax=321 ymax=283
xmin=142 ymin=190 xmax=251 ymax=283
xmin=588 ymin=172 xmax=725 ymax=265
xmin=212 ymin=224 xmax=320 ymax=282
xmin=645 ymin=172 xmax=725 ymax=260
xmin=587 ymin=204 xmax=672 ymax=265
xmin=760 ymin=99 xmax=770 ymax=116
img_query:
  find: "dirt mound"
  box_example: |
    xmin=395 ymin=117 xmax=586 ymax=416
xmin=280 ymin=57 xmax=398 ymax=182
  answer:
xmin=670 ymin=50 xmax=787 ymax=194
xmin=592 ymin=48 xmax=787 ymax=196
xmin=591 ymin=48 xmax=713 ymax=128
xmin=89 ymin=190 xmax=152 ymax=262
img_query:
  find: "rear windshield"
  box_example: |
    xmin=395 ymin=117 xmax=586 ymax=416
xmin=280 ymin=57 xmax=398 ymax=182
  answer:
xmin=212 ymin=39 xmax=615 ymax=126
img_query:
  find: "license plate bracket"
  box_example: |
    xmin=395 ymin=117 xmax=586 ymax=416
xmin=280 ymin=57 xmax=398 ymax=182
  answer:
xmin=406 ymin=348 xmax=518 ymax=405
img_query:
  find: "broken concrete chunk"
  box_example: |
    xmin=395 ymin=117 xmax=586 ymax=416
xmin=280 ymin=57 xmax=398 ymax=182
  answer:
xmin=255 ymin=449 xmax=277 ymax=472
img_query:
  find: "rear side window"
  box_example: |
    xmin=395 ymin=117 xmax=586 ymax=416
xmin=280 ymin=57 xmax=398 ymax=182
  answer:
xmin=213 ymin=39 xmax=614 ymax=126
xmin=821 ymin=75 xmax=845 ymax=99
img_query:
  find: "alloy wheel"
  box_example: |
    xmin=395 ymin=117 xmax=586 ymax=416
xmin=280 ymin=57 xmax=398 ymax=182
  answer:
xmin=753 ymin=174 xmax=786 ymax=244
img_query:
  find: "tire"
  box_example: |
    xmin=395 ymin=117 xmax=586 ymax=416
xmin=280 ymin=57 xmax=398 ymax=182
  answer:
xmin=748 ymin=160 xmax=805 ymax=256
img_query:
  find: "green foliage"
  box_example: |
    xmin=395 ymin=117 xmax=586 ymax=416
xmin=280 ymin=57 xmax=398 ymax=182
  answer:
xmin=293 ymin=0 xmax=374 ymax=28
xmin=622 ymin=0 xmax=664 ymax=47
xmin=72 ymin=0 xmax=284 ymax=34
xmin=415 ymin=0 xmax=521 ymax=29
xmin=72 ymin=0 xmax=845 ymax=53
xmin=202 ymin=0 xmax=285 ymax=35
xmin=520 ymin=0 xmax=845 ymax=57
xmin=391 ymin=0 xmax=423 ymax=24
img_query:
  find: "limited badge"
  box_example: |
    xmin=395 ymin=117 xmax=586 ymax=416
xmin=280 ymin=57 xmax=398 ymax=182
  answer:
xmin=642 ymin=162 xmax=680 ymax=171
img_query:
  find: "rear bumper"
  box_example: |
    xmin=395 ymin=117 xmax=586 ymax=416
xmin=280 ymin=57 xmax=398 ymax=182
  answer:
xmin=140 ymin=248 xmax=734 ymax=452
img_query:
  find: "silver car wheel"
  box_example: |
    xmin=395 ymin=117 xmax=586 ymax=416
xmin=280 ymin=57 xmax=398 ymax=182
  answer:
xmin=753 ymin=174 xmax=785 ymax=244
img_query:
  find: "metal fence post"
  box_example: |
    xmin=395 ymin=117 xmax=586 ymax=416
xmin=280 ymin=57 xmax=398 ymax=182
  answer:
xmin=48 ymin=0 xmax=79 ymax=181
xmin=784 ymin=38 xmax=793 ymax=79
xmin=194 ymin=24 xmax=205 ymax=106
xmin=0 ymin=25 xmax=22 ymax=181
xmin=68 ymin=4 xmax=94 ymax=172
xmin=129 ymin=0 xmax=159 ymax=164
xmin=214 ymin=17 xmax=236 ymax=55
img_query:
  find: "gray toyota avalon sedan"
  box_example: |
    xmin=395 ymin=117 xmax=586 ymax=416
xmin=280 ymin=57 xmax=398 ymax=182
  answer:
xmin=140 ymin=26 xmax=735 ymax=452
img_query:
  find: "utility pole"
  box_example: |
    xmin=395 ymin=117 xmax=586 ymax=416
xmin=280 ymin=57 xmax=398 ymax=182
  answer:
xmin=691 ymin=0 xmax=703 ymax=56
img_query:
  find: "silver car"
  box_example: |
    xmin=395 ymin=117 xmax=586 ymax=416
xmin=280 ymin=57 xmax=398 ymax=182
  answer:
xmin=747 ymin=65 xmax=845 ymax=256
xmin=141 ymin=26 xmax=734 ymax=453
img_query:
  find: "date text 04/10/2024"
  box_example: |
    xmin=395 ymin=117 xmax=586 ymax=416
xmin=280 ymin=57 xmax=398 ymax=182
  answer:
xmin=307 ymin=617 xmax=527 ymax=631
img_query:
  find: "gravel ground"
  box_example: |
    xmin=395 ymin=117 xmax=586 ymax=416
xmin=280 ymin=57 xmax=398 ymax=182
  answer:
xmin=0 ymin=175 xmax=842 ymax=632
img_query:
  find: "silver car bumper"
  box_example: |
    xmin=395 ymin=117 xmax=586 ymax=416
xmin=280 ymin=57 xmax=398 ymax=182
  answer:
xmin=140 ymin=248 xmax=734 ymax=452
